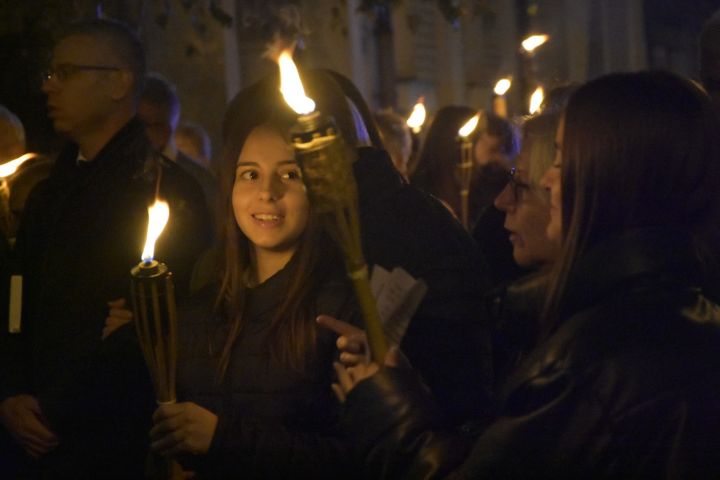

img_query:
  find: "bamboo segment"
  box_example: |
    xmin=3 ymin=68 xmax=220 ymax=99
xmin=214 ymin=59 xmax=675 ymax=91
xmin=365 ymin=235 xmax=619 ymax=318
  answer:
xmin=291 ymin=113 xmax=388 ymax=362
xmin=458 ymin=141 xmax=474 ymax=230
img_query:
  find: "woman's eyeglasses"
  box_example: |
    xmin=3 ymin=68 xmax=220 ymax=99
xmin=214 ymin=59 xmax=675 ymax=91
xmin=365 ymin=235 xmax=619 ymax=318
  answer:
xmin=508 ymin=167 xmax=532 ymax=202
xmin=42 ymin=64 xmax=121 ymax=83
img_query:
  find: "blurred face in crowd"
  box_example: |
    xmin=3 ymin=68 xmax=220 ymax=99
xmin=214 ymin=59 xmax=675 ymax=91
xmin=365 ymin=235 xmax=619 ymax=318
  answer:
xmin=42 ymin=34 xmax=127 ymax=140
xmin=138 ymin=101 xmax=172 ymax=151
xmin=232 ymin=126 xmax=309 ymax=264
xmin=541 ymin=118 xmax=564 ymax=243
xmin=494 ymin=135 xmax=558 ymax=268
xmin=474 ymin=133 xmax=506 ymax=168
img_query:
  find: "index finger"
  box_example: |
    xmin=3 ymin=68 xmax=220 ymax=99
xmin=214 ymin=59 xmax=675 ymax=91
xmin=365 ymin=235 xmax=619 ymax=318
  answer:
xmin=108 ymin=298 xmax=127 ymax=308
xmin=316 ymin=315 xmax=364 ymax=337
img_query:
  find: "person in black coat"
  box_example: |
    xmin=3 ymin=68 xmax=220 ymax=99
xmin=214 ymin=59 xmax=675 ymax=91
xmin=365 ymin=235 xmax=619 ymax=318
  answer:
xmin=0 ymin=20 xmax=210 ymax=478
xmin=333 ymin=71 xmax=720 ymax=478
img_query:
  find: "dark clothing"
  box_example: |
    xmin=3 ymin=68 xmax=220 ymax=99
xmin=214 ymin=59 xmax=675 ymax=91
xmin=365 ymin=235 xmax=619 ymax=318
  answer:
xmin=354 ymin=147 xmax=494 ymax=426
xmin=175 ymin=150 xmax=219 ymax=242
xmin=0 ymin=118 xmax=211 ymax=478
xmin=343 ymin=227 xmax=720 ymax=479
xmin=175 ymin=259 xmax=362 ymax=479
xmin=486 ymin=272 xmax=547 ymax=390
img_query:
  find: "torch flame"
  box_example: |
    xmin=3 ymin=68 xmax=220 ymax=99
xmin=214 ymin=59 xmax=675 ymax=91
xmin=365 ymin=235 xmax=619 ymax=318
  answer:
xmin=0 ymin=153 xmax=36 ymax=178
xmin=406 ymin=97 xmax=427 ymax=133
xmin=278 ymin=49 xmax=316 ymax=115
xmin=458 ymin=113 xmax=480 ymax=139
xmin=521 ymin=34 xmax=549 ymax=53
xmin=529 ymin=86 xmax=545 ymax=114
xmin=141 ymin=200 xmax=170 ymax=263
xmin=494 ymin=78 xmax=512 ymax=96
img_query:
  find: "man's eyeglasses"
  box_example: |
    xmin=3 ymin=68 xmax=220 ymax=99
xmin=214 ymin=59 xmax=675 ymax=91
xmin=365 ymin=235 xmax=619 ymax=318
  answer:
xmin=507 ymin=166 xmax=532 ymax=202
xmin=42 ymin=64 xmax=121 ymax=83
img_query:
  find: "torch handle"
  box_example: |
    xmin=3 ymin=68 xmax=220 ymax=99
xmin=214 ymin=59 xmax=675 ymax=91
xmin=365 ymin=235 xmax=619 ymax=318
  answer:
xmin=458 ymin=142 xmax=474 ymax=230
xmin=348 ymin=266 xmax=388 ymax=363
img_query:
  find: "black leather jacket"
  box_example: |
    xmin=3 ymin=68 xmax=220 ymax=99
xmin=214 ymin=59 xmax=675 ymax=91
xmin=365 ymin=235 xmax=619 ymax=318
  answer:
xmin=343 ymin=228 xmax=720 ymax=479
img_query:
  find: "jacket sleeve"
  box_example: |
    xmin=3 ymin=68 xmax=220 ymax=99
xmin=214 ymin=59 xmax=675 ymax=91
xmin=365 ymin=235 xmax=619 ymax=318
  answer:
xmin=342 ymin=368 xmax=473 ymax=480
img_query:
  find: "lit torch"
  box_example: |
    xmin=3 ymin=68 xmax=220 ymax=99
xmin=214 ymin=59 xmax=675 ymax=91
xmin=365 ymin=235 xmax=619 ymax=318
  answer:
xmin=406 ymin=97 xmax=427 ymax=134
xmin=521 ymin=34 xmax=549 ymax=54
xmin=529 ymin=86 xmax=545 ymax=114
xmin=493 ymin=78 xmax=512 ymax=118
xmin=457 ymin=113 xmax=481 ymax=229
xmin=0 ymin=153 xmax=37 ymax=236
xmin=130 ymin=200 xmax=179 ymax=478
xmin=277 ymin=49 xmax=388 ymax=362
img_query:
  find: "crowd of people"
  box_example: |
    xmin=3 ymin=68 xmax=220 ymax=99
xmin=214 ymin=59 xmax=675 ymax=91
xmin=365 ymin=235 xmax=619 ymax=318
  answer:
xmin=0 ymin=11 xmax=719 ymax=479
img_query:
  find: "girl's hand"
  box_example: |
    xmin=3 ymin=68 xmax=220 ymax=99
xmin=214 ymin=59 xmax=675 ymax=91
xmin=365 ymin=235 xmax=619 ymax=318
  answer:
xmin=150 ymin=402 xmax=218 ymax=457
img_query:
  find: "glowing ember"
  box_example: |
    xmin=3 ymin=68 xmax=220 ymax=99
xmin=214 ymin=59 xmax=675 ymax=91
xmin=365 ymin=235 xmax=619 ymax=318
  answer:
xmin=406 ymin=97 xmax=427 ymax=133
xmin=529 ymin=86 xmax=545 ymax=114
xmin=494 ymin=78 xmax=512 ymax=96
xmin=278 ymin=49 xmax=316 ymax=115
xmin=521 ymin=34 xmax=549 ymax=53
xmin=141 ymin=200 xmax=169 ymax=263
xmin=458 ymin=113 xmax=480 ymax=139
xmin=0 ymin=153 xmax=36 ymax=178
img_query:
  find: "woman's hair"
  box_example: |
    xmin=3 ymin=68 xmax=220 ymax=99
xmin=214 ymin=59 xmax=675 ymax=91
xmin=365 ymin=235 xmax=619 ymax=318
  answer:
xmin=522 ymin=112 xmax=561 ymax=187
xmin=410 ymin=105 xmax=477 ymax=214
xmin=543 ymin=71 xmax=720 ymax=332
xmin=215 ymin=70 xmax=354 ymax=379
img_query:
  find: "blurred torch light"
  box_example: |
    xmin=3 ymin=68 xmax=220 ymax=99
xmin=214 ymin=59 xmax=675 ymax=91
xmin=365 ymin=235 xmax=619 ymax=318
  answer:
xmin=406 ymin=97 xmax=427 ymax=134
xmin=0 ymin=153 xmax=36 ymax=178
xmin=521 ymin=34 xmax=549 ymax=53
xmin=529 ymin=86 xmax=545 ymax=114
xmin=457 ymin=113 xmax=481 ymax=229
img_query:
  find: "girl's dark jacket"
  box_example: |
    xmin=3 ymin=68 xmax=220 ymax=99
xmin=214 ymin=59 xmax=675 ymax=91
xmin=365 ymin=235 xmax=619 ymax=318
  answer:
xmin=176 ymin=258 xmax=362 ymax=479
xmin=342 ymin=227 xmax=720 ymax=479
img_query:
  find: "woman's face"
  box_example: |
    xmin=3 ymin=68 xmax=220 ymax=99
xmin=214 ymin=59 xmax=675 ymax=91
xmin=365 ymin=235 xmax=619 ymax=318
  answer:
xmin=540 ymin=118 xmax=564 ymax=243
xmin=494 ymin=136 xmax=558 ymax=268
xmin=232 ymin=126 xmax=309 ymax=259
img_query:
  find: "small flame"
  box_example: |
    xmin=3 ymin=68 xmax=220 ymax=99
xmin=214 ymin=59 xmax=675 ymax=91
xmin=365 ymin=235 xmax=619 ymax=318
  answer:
xmin=494 ymin=78 xmax=512 ymax=96
xmin=521 ymin=34 xmax=549 ymax=53
xmin=141 ymin=200 xmax=170 ymax=263
xmin=529 ymin=86 xmax=545 ymax=114
xmin=406 ymin=97 xmax=427 ymax=133
xmin=458 ymin=113 xmax=480 ymax=139
xmin=0 ymin=153 xmax=36 ymax=178
xmin=277 ymin=49 xmax=316 ymax=115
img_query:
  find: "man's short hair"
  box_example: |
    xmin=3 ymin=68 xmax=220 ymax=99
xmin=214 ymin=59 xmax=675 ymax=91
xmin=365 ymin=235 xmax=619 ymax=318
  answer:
xmin=141 ymin=73 xmax=181 ymax=129
xmin=60 ymin=19 xmax=146 ymax=99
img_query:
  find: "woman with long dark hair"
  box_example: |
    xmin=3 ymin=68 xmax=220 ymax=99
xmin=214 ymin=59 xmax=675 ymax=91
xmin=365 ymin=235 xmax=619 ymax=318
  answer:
xmin=146 ymin=72 xmax=363 ymax=478
xmin=332 ymin=71 xmax=720 ymax=478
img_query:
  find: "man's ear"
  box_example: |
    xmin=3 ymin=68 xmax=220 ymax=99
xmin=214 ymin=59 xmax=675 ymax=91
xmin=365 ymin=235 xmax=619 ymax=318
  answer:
xmin=110 ymin=70 xmax=135 ymax=101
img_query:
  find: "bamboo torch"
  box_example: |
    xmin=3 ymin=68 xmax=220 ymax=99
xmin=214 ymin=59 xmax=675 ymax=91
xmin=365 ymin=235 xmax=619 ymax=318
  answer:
xmin=276 ymin=50 xmax=388 ymax=362
xmin=130 ymin=200 xmax=179 ymax=479
xmin=457 ymin=113 xmax=481 ymax=229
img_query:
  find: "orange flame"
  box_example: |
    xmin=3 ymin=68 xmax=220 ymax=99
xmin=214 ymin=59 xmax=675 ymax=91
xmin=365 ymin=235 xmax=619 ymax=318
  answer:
xmin=458 ymin=113 xmax=480 ymax=138
xmin=277 ymin=49 xmax=316 ymax=115
xmin=0 ymin=153 xmax=36 ymax=178
xmin=529 ymin=86 xmax=545 ymax=114
xmin=141 ymin=200 xmax=169 ymax=263
xmin=521 ymin=34 xmax=549 ymax=53
xmin=494 ymin=78 xmax=512 ymax=96
xmin=406 ymin=97 xmax=427 ymax=133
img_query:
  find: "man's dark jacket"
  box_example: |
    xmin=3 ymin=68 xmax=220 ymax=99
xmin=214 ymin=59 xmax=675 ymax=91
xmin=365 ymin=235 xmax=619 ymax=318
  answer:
xmin=0 ymin=118 xmax=211 ymax=478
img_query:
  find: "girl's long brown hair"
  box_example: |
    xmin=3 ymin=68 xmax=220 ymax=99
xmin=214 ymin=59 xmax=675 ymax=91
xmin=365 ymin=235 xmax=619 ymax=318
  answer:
xmin=214 ymin=71 xmax=358 ymax=380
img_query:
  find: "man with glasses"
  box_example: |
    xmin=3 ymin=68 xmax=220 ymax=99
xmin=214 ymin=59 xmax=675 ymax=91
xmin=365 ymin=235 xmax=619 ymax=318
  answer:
xmin=0 ymin=19 xmax=210 ymax=478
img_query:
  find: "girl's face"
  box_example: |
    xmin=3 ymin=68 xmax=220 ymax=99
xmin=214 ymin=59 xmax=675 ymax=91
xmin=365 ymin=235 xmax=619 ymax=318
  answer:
xmin=232 ymin=126 xmax=309 ymax=260
xmin=494 ymin=138 xmax=558 ymax=267
xmin=540 ymin=118 xmax=564 ymax=243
